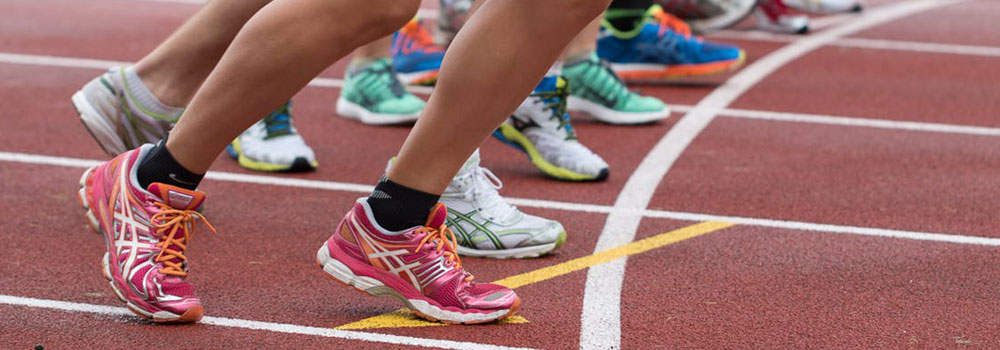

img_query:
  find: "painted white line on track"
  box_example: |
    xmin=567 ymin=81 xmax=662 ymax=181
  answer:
xmin=578 ymin=1 xmax=962 ymax=349
xmin=710 ymin=30 xmax=1000 ymax=58
xmin=668 ymin=105 xmax=1000 ymax=137
xmin=4 ymin=150 xmax=999 ymax=247
xmin=0 ymin=52 xmax=435 ymax=95
xmin=3 ymin=51 xmax=999 ymax=136
xmin=0 ymin=294 xmax=534 ymax=350
xmin=834 ymin=37 xmax=1000 ymax=57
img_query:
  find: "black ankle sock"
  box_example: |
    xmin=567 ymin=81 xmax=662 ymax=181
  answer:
xmin=136 ymin=139 xmax=204 ymax=190
xmin=606 ymin=0 xmax=653 ymax=33
xmin=366 ymin=175 xmax=440 ymax=231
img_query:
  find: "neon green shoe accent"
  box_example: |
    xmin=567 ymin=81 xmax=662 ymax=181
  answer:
xmin=602 ymin=8 xmax=647 ymax=39
xmin=117 ymin=67 xmax=183 ymax=123
xmin=230 ymin=138 xmax=319 ymax=172
xmin=563 ymin=53 xmax=667 ymax=114
xmin=497 ymin=123 xmax=602 ymax=181
xmin=554 ymin=230 xmax=567 ymax=249
xmin=340 ymin=58 xmax=425 ymax=115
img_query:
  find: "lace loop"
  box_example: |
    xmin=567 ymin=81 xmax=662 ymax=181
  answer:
xmin=413 ymin=224 xmax=474 ymax=281
xmin=263 ymin=102 xmax=294 ymax=139
xmin=651 ymin=6 xmax=693 ymax=38
xmin=150 ymin=203 xmax=216 ymax=277
xmin=530 ymin=79 xmax=577 ymax=140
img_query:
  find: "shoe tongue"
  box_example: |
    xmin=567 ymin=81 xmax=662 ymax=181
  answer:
xmin=424 ymin=203 xmax=448 ymax=228
xmin=457 ymin=149 xmax=481 ymax=175
xmin=534 ymin=75 xmax=559 ymax=93
xmin=147 ymin=183 xmax=206 ymax=210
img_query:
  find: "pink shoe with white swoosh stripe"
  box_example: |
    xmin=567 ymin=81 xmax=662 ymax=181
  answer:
xmin=317 ymin=198 xmax=521 ymax=324
xmin=78 ymin=144 xmax=214 ymax=323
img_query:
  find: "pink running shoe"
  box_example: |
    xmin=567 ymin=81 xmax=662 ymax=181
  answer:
xmin=317 ymin=199 xmax=521 ymax=324
xmin=78 ymin=145 xmax=215 ymax=323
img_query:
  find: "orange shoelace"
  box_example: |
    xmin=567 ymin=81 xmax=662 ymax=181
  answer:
xmin=151 ymin=203 xmax=216 ymax=277
xmin=414 ymin=224 xmax=474 ymax=282
xmin=402 ymin=20 xmax=444 ymax=52
xmin=652 ymin=7 xmax=693 ymax=38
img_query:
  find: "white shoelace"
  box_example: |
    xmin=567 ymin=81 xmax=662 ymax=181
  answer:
xmin=464 ymin=166 xmax=520 ymax=223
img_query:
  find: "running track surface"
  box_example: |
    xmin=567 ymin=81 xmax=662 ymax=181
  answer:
xmin=2 ymin=0 xmax=999 ymax=348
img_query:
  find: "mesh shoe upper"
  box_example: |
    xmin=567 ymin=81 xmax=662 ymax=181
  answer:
xmin=441 ymin=150 xmax=565 ymax=251
xmin=233 ymin=102 xmax=317 ymax=169
xmin=597 ymin=6 xmax=743 ymax=66
xmin=507 ymin=76 xmax=609 ymax=178
xmin=85 ymin=145 xmax=214 ymax=320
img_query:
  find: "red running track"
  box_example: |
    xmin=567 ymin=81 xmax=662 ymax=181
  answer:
xmin=1 ymin=0 xmax=999 ymax=348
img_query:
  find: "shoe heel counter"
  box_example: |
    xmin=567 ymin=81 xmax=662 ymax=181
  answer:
xmin=329 ymin=215 xmax=367 ymax=262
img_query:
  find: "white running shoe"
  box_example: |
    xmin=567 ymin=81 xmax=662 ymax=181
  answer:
xmin=755 ymin=0 xmax=811 ymax=34
xmin=226 ymin=102 xmax=318 ymax=172
xmin=657 ymin=0 xmax=759 ymax=33
xmin=70 ymin=66 xmax=178 ymax=156
xmin=443 ymin=150 xmax=567 ymax=259
xmin=493 ymin=76 xmax=610 ymax=181
xmin=783 ymin=0 xmax=862 ymax=14
xmin=386 ymin=150 xmax=568 ymax=259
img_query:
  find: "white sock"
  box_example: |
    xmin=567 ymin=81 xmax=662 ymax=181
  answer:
xmin=121 ymin=66 xmax=184 ymax=119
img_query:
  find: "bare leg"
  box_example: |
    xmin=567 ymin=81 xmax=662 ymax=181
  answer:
xmin=351 ymin=35 xmax=393 ymax=63
xmin=389 ymin=0 xmax=611 ymax=194
xmin=166 ymin=0 xmax=419 ymax=173
xmin=134 ymin=0 xmax=273 ymax=107
xmin=562 ymin=16 xmax=603 ymax=60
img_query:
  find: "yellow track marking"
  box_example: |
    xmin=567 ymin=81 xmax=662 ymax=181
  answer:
xmin=334 ymin=221 xmax=734 ymax=330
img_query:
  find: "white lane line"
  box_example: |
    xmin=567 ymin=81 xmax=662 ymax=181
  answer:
xmin=578 ymin=1 xmax=962 ymax=349
xmin=709 ymin=30 xmax=1000 ymax=58
xmin=642 ymin=210 xmax=1000 ymax=246
xmin=5 ymin=150 xmax=999 ymax=247
xmin=0 ymin=295 xmax=533 ymax=350
xmin=834 ymin=37 xmax=1000 ymax=57
xmin=0 ymin=52 xmax=435 ymax=95
xmin=4 ymin=51 xmax=1000 ymax=136
xmin=668 ymin=105 xmax=1000 ymax=137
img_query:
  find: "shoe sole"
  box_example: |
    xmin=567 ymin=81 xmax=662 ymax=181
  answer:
xmin=612 ymin=51 xmax=748 ymax=81
xmin=316 ymin=241 xmax=520 ymax=324
xmin=335 ymin=98 xmax=420 ymax=125
xmin=566 ymin=96 xmax=671 ymax=125
xmin=687 ymin=0 xmax=758 ymax=33
xmin=493 ymin=124 xmax=609 ymax=182
xmin=78 ymin=166 xmax=203 ymax=323
xmin=71 ymin=90 xmax=127 ymax=156
xmin=456 ymin=230 xmax=567 ymax=259
xmin=226 ymin=140 xmax=318 ymax=172
xmin=397 ymin=70 xmax=439 ymax=86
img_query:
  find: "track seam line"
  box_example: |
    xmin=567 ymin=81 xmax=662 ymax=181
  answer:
xmin=578 ymin=1 xmax=963 ymax=349
xmin=0 ymin=295 xmax=533 ymax=350
xmin=2 ymin=150 xmax=998 ymax=246
xmin=4 ymin=51 xmax=1000 ymax=135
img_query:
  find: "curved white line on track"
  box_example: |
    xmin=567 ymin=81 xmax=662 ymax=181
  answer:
xmin=578 ymin=1 xmax=962 ymax=349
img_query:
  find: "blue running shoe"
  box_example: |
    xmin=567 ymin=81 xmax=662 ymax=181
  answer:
xmin=597 ymin=5 xmax=746 ymax=81
xmin=391 ymin=19 xmax=444 ymax=86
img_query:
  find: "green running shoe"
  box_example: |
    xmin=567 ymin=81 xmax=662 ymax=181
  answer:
xmin=564 ymin=53 xmax=670 ymax=125
xmin=335 ymin=58 xmax=425 ymax=125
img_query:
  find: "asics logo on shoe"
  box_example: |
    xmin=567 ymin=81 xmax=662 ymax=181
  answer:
xmin=347 ymin=216 xmax=455 ymax=291
xmin=167 ymin=190 xmax=194 ymax=208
